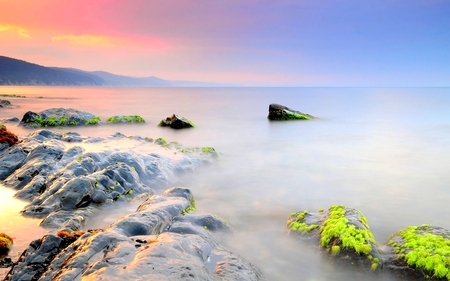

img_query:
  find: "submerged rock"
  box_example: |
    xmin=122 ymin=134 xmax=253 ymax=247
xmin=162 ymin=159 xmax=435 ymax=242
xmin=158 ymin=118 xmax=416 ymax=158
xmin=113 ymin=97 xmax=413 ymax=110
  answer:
xmin=19 ymin=108 xmax=101 ymax=127
xmin=106 ymin=115 xmax=145 ymax=123
xmin=267 ymin=103 xmax=316 ymax=120
xmin=287 ymin=205 xmax=382 ymax=273
xmin=384 ymin=225 xmax=450 ymax=280
xmin=158 ymin=114 xmax=195 ymax=129
xmin=5 ymin=188 xmax=265 ymax=281
xmin=1 ymin=129 xmax=217 ymax=232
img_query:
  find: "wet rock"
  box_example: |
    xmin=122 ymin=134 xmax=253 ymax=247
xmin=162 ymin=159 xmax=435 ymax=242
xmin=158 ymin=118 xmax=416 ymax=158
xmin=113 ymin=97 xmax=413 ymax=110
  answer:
xmin=20 ymin=108 xmax=101 ymax=127
xmin=1 ymin=129 xmax=217 ymax=232
xmin=287 ymin=205 xmax=382 ymax=273
xmin=0 ymin=117 xmax=20 ymax=123
xmin=5 ymin=188 xmax=265 ymax=281
xmin=158 ymin=114 xmax=195 ymax=129
xmin=384 ymin=225 xmax=450 ymax=280
xmin=267 ymin=103 xmax=316 ymax=120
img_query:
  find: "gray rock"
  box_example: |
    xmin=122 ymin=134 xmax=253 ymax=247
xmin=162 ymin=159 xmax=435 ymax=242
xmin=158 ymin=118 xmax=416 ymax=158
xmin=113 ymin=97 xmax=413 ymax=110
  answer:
xmin=5 ymin=188 xmax=265 ymax=281
xmin=20 ymin=108 xmax=101 ymax=128
xmin=0 ymin=145 xmax=27 ymax=180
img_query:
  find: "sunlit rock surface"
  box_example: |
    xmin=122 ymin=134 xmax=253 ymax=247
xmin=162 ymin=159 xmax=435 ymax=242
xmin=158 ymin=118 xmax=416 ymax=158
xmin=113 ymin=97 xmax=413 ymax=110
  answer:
xmin=0 ymin=129 xmax=216 ymax=232
xmin=19 ymin=108 xmax=101 ymax=127
xmin=4 ymin=188 xmax=265 ymax=281
xmin=158 ymin=114 xmax=195 ymax=129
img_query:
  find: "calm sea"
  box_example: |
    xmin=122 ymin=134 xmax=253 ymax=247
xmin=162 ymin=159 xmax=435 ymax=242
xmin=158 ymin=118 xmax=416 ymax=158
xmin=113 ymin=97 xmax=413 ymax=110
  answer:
xmin=1 ymin=86 xmax=450 ymax=280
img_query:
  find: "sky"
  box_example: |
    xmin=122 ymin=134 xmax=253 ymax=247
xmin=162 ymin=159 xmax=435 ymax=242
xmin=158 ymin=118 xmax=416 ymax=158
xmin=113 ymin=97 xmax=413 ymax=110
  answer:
xmin=0 ymin=0 xmax=449 ymax=86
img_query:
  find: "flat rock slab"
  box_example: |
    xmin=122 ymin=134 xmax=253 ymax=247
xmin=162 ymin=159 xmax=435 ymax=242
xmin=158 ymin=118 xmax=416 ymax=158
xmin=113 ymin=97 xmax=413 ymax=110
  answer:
xmin=267 ymin=103 xmax=316 ymax=120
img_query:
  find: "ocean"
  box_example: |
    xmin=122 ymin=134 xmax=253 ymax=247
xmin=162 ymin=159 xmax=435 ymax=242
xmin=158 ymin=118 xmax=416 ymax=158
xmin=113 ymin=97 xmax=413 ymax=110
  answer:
xmin=1 ymin=86 xmax=450 ymax=280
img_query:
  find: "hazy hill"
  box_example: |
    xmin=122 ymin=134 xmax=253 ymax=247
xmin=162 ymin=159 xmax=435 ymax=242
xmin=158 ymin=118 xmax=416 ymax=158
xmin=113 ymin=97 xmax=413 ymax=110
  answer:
xmin=0 ymin=55 xmax=229 ymax=87
xmin=0 ymin=56 xmax=103 ymax=86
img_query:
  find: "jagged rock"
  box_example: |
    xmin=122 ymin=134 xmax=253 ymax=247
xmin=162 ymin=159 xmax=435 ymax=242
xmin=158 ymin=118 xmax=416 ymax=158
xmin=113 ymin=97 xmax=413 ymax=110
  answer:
xmin=19 ymin=108 xmax=101 ymax=127
xmin=158 ymin=114 xmax=195 ymax=129
xmin=5 ymin=188 xmax=265 ymax=281
xmin=0 ymin=129 xmax=217 ymax=232
xmin=267 ymin=103 xmax=316 ymax=120
xmin=384 ymin=225 xmax=450 ymax=280
xmin=287 ymin=205 xmax=382 ymax=273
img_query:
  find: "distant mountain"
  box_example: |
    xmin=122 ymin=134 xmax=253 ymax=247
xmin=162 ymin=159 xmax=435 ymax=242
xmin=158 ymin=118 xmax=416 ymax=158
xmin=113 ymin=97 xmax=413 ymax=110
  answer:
xmin=0 ymin=56 xmax=102 ymax=86
xmin=0 ymin=55 xmax=230 ymax=87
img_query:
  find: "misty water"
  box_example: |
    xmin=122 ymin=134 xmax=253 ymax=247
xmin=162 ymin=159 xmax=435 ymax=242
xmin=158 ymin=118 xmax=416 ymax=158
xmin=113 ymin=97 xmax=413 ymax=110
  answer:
xmin=1 ymin=86 xmax=450 ymax=280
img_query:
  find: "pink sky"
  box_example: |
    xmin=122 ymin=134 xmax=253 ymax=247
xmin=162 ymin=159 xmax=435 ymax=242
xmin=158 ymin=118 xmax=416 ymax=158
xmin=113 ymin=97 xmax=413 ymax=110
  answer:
xmin=1 ymin=0 xmax=449 ymax=86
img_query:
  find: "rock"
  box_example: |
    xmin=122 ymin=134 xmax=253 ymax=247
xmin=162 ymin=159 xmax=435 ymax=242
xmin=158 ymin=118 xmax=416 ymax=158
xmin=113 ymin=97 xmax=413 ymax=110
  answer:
xmin=0 ymin=117 xmax=20 ymax=123
xmin=5 ymin=188 xmax=265 ymax=281
xmin=1 ymin=129 xmax=218 ymax=232
xmin=19 ymin=108 xmax=101 ymax=127
xmin=0 ymin=233 xmax=14 ymax=253
xmin=0 ymin=127 xmax=19 ymax=146
xmin=158 ymin=114 xmax=195 ymax=129
xmin=384 ymin=225 xmax=450 ymax=280
xmin=287 ymin=205 xmax=382 ymax=273
xmin=267 ymin=103 xmax=316 ymax=120
xmin=106 ymin=115 xmax=145 ymax=123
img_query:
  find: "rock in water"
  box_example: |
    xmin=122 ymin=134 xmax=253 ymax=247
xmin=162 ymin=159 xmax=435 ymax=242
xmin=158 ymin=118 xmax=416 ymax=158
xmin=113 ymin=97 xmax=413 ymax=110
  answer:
xmin=385 ymin=225 xmax=450 ymax=280
xmin=287 ymin=205 xmax=382 ymax=273
xmin=4 ymin=188 xmax=265 ymax=281
xmin=20 ymin=108 xmax=101 ymax=127
xmin=267 ymin=103 xmax=316 ymax=120
xmin=158 ymin=114 xmax=195 ymax=129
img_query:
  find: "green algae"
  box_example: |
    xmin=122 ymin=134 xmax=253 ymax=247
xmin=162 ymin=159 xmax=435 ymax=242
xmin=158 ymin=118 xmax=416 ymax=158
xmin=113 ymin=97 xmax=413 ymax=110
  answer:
xmin=320 ymin=206 xmax=377 ymax=256
xmin=0 ymin=124 xmax=5 ymax=129
xmin=107 ymin=115 xmax=145 ymax=123
xmin=390 ymin=225 xmax=450 ymax=280
xmin=287 ymin=210 xmax=320 ymax=235
xmin=155 ymin=137 xmax=167 ymax=145
xmin=85 ymin=116 xmax=101 ymax=125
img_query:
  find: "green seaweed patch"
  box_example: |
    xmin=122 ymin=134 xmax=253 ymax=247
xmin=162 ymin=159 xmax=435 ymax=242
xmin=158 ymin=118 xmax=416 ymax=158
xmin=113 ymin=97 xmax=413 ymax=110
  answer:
xmin=390 ymin=225 xmax=450 ymax=280
xmin=320 ymin=206 xmax=377 ymax=255
xmin=0 ymin=124 xmax=5 ymax=129
xmin=287 ymin=210 xmax=320 ymax=235
xmin=85 ymin=116 xmax=101 ymax=125
xmin=107 ymin=115 xmax=145 ymax=123
xmin=285 ymin=110 xmax=311 ymax=120
xmin=0 ymin=94 xmax=26 ymax=98
xmin=155 ymin=137 xmax=167 ymax=145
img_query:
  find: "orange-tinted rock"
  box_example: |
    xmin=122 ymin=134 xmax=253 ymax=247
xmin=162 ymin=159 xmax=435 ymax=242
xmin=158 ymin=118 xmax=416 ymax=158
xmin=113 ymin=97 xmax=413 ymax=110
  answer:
xmin=0 ymin=127 xmax=19 ymax=146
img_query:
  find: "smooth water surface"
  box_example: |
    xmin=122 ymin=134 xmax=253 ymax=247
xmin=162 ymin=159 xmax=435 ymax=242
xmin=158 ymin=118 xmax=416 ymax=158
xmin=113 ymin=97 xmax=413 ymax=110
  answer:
xmin=1 ymin=86 xmax=450 ymax=280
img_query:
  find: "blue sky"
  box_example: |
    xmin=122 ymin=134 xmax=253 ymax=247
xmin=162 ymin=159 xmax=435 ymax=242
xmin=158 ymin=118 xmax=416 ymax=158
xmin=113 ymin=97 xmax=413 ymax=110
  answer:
xmin=0 ymin=0 xmax=449 ymax=86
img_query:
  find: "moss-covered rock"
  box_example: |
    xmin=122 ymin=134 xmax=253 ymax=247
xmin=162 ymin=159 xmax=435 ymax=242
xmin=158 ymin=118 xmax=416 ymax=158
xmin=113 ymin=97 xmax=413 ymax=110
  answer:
xmin=158 ymin=114 xmax=195 ymax=129
xmin=385 ymin=225 xmax=450 ymax=280
xmin=106 ymin=115 xmax=145 ymax=124
xmin=267 ymin=103 xmax=316 ymax=121
xmin=20 ymin=108 xmax=101 ymax=128
xmin=287 ymin=205 xmax=382 ymax=272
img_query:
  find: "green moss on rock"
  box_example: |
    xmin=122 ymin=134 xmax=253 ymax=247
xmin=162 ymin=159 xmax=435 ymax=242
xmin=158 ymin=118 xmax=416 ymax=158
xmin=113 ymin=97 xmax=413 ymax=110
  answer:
xmin=106 ymin=115 xmax=145 ymax=124
xmin=389 ymin=225 xmax=450 ymax=280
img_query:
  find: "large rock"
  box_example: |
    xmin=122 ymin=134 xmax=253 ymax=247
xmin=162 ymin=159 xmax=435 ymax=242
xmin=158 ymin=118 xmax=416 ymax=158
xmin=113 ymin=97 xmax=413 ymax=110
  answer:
xmin=267 ymin=103 xmax=316 ymax=120
xmin=287 ymin=205 xmax=383 ymax=273
xmin=19 ymin=108 xmax=101 ymax=127
xmin=158 ymin=114 xmax=195 ymax=129
xmin=4 ymin=188 xmax=265 ymax=281
xmin=1 ymin=129 xmax=218 ymax=232
xmin=384 ymin=225 xmax=450 ymax=280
